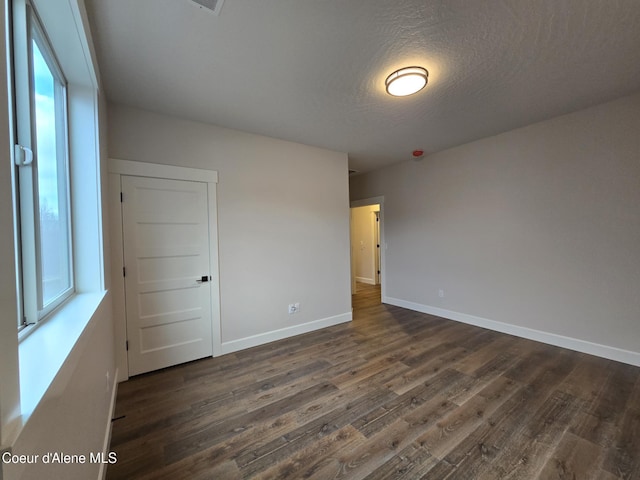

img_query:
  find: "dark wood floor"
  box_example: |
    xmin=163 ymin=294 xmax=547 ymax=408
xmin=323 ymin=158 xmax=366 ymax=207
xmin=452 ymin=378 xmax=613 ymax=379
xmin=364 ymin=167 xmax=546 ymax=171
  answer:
xmin=107 ymin=283 xmax=640 ymax=479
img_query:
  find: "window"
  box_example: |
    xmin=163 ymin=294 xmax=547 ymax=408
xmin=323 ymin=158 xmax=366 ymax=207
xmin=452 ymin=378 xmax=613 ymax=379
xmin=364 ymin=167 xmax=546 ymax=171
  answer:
xmin=7 ymin=0 xmax=105 ymax=417
xmin=31 ymin=17 xmax=73 ymax=314
xmin=14 ymin=1 xmax=73 ymax=329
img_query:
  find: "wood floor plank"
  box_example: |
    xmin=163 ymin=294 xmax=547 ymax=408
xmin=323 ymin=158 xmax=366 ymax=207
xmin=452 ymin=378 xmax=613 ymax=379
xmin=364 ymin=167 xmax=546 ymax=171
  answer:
xmin=537 ymin=431 xmax=608 ymax=480
xmin=602 ymin=405 xmax=640 ymax=479
xmin=107 ymin=443 xmax=165 ymax=480
xmin=331 ymin=353 xmax=411 ymax=390
xmin=305 ymin=417 xmax=413 ymax=480
xmin=449 ymin=350 xmax=519 ymax=405
xmin=251 ymin=425 xmax=363 ymax=480
xmin=569 ymin=360 xmax=638 ymax=450
xmin=418 ymin=459 xmax=456 ymax=479
xmin=138 ymin=456 xmax=242 ymax=480
xmin=441 ymin=352 xmax=579 ymax=473
xmin=415 ymin=375 xmax=520 ymax=460
xmin=235 ymin=387 xmax=397 ymax=477
xmin=107 ymin=283 xmax=640 ymax=479
xmin=362 ymin=442 xmax=435 ymax=480
xmin=233 ymin=360 xmax=341 ymax=413
xmin=183 ymin=382 xmax=387 ymax=472
xmin=164 ymin=382 xmax=339 ymax=465
xmin=475 ymin=390 xmax=581 ymax=479
xmin=385 ymin=345 xmax=468 ymax=395
xmin=452 ymin=333 xmax=520 ymax=375
xmin=353 ymin=368 xmax=467 ymax=438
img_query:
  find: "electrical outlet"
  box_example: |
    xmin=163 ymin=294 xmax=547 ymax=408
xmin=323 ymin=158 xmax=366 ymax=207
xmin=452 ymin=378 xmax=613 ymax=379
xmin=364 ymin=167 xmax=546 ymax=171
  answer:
xmin=438 ymin=289 xmax=445 ymax=298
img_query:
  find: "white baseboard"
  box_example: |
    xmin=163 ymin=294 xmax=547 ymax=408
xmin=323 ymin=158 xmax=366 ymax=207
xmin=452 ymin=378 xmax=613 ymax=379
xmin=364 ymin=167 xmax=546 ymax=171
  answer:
xmin=221 ymin=312 xmax=352 ymax=355
xmin=383 ymin=296 xmax=640 ymax=367
xmin=97 ymin=368 xmax=119 ymax=480
xmin=355 ymin=277 xmax=375 ymax=285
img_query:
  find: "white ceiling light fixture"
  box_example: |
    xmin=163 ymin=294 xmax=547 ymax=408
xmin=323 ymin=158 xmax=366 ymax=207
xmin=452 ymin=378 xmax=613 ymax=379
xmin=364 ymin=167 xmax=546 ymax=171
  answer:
xmin=385 ymin=66 xmax=428 ymax=97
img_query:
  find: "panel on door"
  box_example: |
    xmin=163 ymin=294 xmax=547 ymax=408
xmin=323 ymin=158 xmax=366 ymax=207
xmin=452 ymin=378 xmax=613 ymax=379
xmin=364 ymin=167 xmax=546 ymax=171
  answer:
xmin=122 ymin=175 xmax=213 ymax=376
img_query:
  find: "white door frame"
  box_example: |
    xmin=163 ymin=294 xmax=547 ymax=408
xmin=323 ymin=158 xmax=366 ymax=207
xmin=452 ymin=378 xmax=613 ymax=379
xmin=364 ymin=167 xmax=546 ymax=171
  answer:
xmin=350 ymin=196 xmax=385 ymax=301
xmin=108 ymin=159 xmax=221 ymax=382
xmin=374 ymin=211 xmax=381 ymax=285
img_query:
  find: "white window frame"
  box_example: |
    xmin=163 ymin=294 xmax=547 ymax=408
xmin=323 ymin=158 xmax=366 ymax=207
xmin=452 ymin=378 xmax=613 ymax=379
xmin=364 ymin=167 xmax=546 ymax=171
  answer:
xmin=13 ymin=0 xmax=74 ymax=332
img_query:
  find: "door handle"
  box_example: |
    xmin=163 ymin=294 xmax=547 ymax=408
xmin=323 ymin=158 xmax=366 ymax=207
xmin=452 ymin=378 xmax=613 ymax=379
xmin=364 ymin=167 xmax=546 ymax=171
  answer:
xmin=196 ymin=275 xmax=210 ymax=283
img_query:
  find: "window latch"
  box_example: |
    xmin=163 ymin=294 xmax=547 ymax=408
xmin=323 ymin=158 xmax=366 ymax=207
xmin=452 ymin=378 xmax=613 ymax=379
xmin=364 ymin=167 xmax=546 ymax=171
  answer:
xmin=14 ymin=144 xmax=33 ymax=166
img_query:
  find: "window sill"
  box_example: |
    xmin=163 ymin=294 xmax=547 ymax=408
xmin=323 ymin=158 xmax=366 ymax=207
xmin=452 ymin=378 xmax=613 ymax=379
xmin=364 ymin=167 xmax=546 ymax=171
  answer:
xmin=18 ymin=291 xmax=107 ymax=420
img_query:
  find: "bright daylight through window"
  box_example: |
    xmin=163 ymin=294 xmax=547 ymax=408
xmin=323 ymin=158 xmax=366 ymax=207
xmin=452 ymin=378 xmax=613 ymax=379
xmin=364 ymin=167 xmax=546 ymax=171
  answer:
xmin=32 ymin=30 xmax=72 ymax=310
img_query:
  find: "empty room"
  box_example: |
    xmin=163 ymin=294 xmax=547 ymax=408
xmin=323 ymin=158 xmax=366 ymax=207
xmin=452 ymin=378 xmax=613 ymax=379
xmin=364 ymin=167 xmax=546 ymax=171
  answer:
xmin=1 ymin=0 xmax=639 ymax=479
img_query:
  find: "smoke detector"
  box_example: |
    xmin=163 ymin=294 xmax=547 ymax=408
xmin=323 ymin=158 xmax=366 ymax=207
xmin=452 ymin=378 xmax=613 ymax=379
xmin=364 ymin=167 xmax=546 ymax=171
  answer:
xmin=189 ymin=0 xmax=225 ymax=15
xmin=412 ymin=149 xmax=425 ymax=161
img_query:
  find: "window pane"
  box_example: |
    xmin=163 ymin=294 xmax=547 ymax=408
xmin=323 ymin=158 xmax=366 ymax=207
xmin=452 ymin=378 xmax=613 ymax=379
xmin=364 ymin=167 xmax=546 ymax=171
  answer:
xmin=32 ymin=38 xmax=71 ymax=308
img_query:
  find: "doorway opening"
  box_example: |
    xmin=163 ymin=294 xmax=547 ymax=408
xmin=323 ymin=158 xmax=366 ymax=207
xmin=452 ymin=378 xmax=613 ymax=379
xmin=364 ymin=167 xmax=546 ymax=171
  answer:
xmin=350 ymin=196 xmax=384 ymax=306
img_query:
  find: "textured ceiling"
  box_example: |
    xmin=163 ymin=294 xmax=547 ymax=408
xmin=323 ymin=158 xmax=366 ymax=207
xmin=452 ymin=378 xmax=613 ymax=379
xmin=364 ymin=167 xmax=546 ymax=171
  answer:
xmin=85 ymin=0 xmax=640 ymax=173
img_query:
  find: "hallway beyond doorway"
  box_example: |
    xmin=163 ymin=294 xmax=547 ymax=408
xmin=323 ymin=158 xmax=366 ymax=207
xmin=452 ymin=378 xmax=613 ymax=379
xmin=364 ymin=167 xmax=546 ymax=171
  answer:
xmin=352 ymin=282 xmax=381 ymax=311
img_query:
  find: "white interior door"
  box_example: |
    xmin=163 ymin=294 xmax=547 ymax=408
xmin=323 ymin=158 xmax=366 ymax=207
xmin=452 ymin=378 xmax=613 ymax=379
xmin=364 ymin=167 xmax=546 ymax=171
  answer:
xmin=122 ymin=175 xmax=213 ymax=376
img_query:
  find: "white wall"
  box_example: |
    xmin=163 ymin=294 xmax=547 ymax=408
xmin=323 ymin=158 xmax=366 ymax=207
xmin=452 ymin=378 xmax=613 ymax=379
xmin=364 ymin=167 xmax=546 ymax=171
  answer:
xmin=3 ymin=296 xmax=115 ymax=480
xmin=350 ymin=92 xmax=640 ymax=365
xmin=0 ymin=0 xmax=21 ymax=449
xmin=351 ymin=205 xmax=378 ymax=285
xmin=108 ymin=104 xmax=352 ymax=354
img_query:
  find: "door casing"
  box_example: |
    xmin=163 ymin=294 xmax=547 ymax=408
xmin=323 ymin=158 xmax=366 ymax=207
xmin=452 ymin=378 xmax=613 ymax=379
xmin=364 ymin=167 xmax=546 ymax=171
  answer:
xmin=108 ymin=159 xmax=221 ymax=382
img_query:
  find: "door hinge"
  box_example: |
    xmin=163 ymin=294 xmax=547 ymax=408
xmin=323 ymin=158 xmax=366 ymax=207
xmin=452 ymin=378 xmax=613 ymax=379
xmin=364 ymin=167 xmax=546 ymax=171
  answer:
xmin=378 ymin=270 xmax=381 ymax=274
xmin=120 ymin=192 xmax=123 ymax=202
xmin=126 ymin=340 xmax=129 ymax=351
xmin=123 ymin=266 xmax=126 ymax=277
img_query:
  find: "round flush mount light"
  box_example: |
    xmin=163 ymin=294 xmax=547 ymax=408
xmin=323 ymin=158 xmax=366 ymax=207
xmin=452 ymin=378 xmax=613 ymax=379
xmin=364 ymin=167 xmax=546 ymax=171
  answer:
xmin=385 ymin=66 xmax=428 ymax=97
